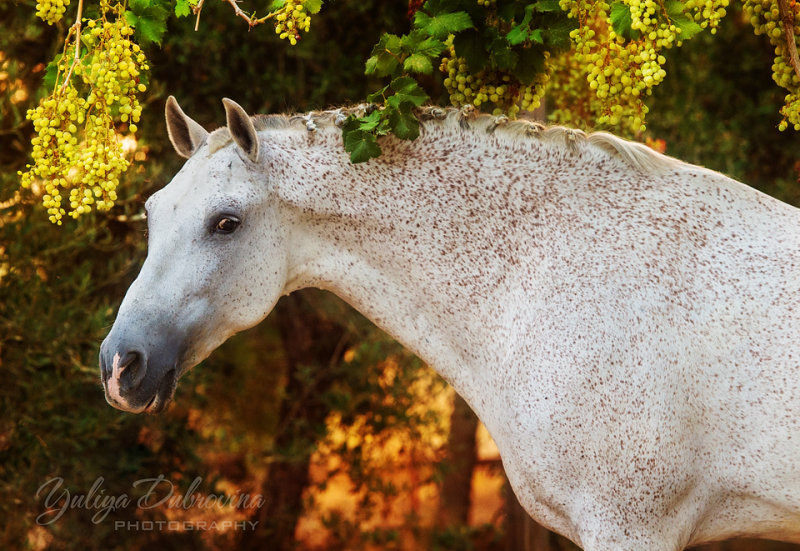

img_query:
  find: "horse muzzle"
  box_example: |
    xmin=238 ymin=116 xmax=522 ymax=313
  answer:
xmin=99 ymin=334 xmax=181 ymax=414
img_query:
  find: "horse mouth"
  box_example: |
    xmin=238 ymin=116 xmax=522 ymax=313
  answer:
xmin=145 ymin=368 xmax=177 ymax=414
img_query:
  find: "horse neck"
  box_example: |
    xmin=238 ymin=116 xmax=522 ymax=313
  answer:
xmin=267 ymin=121 xmax=785 ymax=410
xmin=270 ymin=125 xmax=555 ymax=404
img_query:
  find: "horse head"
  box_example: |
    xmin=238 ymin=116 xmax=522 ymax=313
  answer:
xmin=100 ymin=97 xmax=288 ymax=413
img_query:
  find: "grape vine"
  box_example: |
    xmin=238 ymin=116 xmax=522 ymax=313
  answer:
xmin=346 ymin=0 xmax=574 ymax=162
xmin=187 ymin=0 xmax=322 ymax=43
xmin=20 ymin=0 xmax=800 ymax=224
xmin=344 ymin=0 xmax=732 ymax=161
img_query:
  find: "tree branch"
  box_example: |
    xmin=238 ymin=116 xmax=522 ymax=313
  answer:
xmin=778 ymin=0 xmax=800 ymax=83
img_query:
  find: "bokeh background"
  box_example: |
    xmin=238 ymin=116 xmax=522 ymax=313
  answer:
xmin=1 ymin=0 xmax=800 ymax=549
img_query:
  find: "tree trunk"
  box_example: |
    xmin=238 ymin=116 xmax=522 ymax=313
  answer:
xmin=436 ymin=393 xmax=480 ymax=527
xmin=239 ymin=291 xmax=349 ymax=551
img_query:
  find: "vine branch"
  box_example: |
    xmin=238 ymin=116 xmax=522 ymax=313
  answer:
xmin=194 ymin=0 xmax=205 ymax=31
xmin=219 ymin=0 xmax=277 ymax=29
xmin=59 ymin=0 xmax=84 ymax=93
xmin=778 ymin=0 xmax=800 ymax=83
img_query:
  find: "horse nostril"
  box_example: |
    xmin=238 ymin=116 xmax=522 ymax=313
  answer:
xmin=116 ymin=349 xmax=148 ymax=392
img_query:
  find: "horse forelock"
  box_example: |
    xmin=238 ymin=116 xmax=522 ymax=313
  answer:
xmin=201 ymin=105 xmax=686 ymax=175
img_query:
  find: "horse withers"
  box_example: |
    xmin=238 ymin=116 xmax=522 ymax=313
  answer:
xmin=100 ymin=96 xmax=800 ymax=550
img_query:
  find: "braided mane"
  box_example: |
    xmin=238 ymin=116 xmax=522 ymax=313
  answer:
xmin=205 ymin=105 xmax=687 ymax=175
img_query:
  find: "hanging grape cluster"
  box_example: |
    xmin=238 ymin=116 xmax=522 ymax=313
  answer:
xmin=684 ymin=0 xmax=729 ymax=32
xmin=440 ymin=44 xmax=551 ymax=117
xmin=556 ymin=0 xmax=728 ymax=134
xmin=19 ymin=0 xmax=148 ymax=224
xmin=273 ymin=0 xmax=314 ymax=45
xmin=547 ymin=47 xmax=605 ymax=129
xmin=743 ymin=0 xmax=800 ymax=130
xmin=36 ymin=0 xmax=71 ymax=25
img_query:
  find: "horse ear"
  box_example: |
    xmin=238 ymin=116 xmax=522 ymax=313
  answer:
xmin=222 ymin=98 xmax=259 ymax=163
xmin=165 ymin=96 xmax=209 ymax=158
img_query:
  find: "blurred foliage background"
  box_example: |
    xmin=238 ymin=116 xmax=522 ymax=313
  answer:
xmin=1 ymin=0 xmax=800 ymax=549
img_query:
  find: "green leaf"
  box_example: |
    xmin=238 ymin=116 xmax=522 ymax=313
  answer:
xmin=413 ymin=11 xmax=473 ymax=39
xmin=543 ymin=17 xmax=577 ymax=50
xmin=403 ymin=53 xmax=434 ymax=74
xmin=365 ymin=54 xmax=397 ymax=76
xmin=665 ymin=1 xmax=684 ymax=17
xmin=519 ymin=3 xmax=536 ymax=24
xmin=513 ymin=46 xmax=545 ymax=85
xmin=126 ymin=0 xmax=169 ymax=46
xmin=357 ymin=110 xmax=383 ymax=132
xmin=534 ymin=0 xmax=562 ymax=12
xmin=388 ymin=105 xmax=420 ymax=140
xmin=609 ymin=3 xmax=632 ymax=37
xmin=382 ymin=33 xmax=404 ymax=52
xmin=127 ymin=0 xmax=149 ymax=14
xmin=302 ymin=0 xmax=322 ymax=14
xmin=43 ymin=54 xmax=62 ymax=90
xmin=129 ymin=14 xmax=168 ymax=46
xmin=491 ymin=41 xmax=518 ymax=71
xmin=342 ymin=124 xmax=382 ymax=163
xmin=400 ymin=29 xmax=426 ymax=50
xmin=415 ymin=36 xmax=447 ymax=57
xmin=666 ymin=0 xmax=703 ymax=40
xmin=365 ymin=34 xmax=402 ymax=77
xmin=268 ymin=0 xmax=286 ymax=9
xmin=671 ymin=14 xmax=703 ymax=39
xmin=175 ymin=0 xmax=191 ymax=17
xmin=389 ymin=76 xmax=429 ymax=107
xmin=365 ymin=84 xmax=390 ymax=104
xmin=506 ymin=25 xmax=527 ymax=45
xmin=453 ymin=29 xmax=489 ymax=72
xmin=506 ymin=4 xmax=535 ymax=45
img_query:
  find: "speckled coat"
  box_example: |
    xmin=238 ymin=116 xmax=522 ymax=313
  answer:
xmin=100 ymin=98 xmax=800 ymax=550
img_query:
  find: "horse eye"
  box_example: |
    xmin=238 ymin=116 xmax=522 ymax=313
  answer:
xmin=214 ymin=216 xmax=240 ymax=234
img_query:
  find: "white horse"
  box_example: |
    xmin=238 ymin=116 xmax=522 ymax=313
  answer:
xmin=100 ymin=96 xmax=800 ymax=550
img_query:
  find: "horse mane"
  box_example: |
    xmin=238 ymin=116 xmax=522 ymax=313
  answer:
xmin=205 ymin=105 xmax=687 ymax=175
